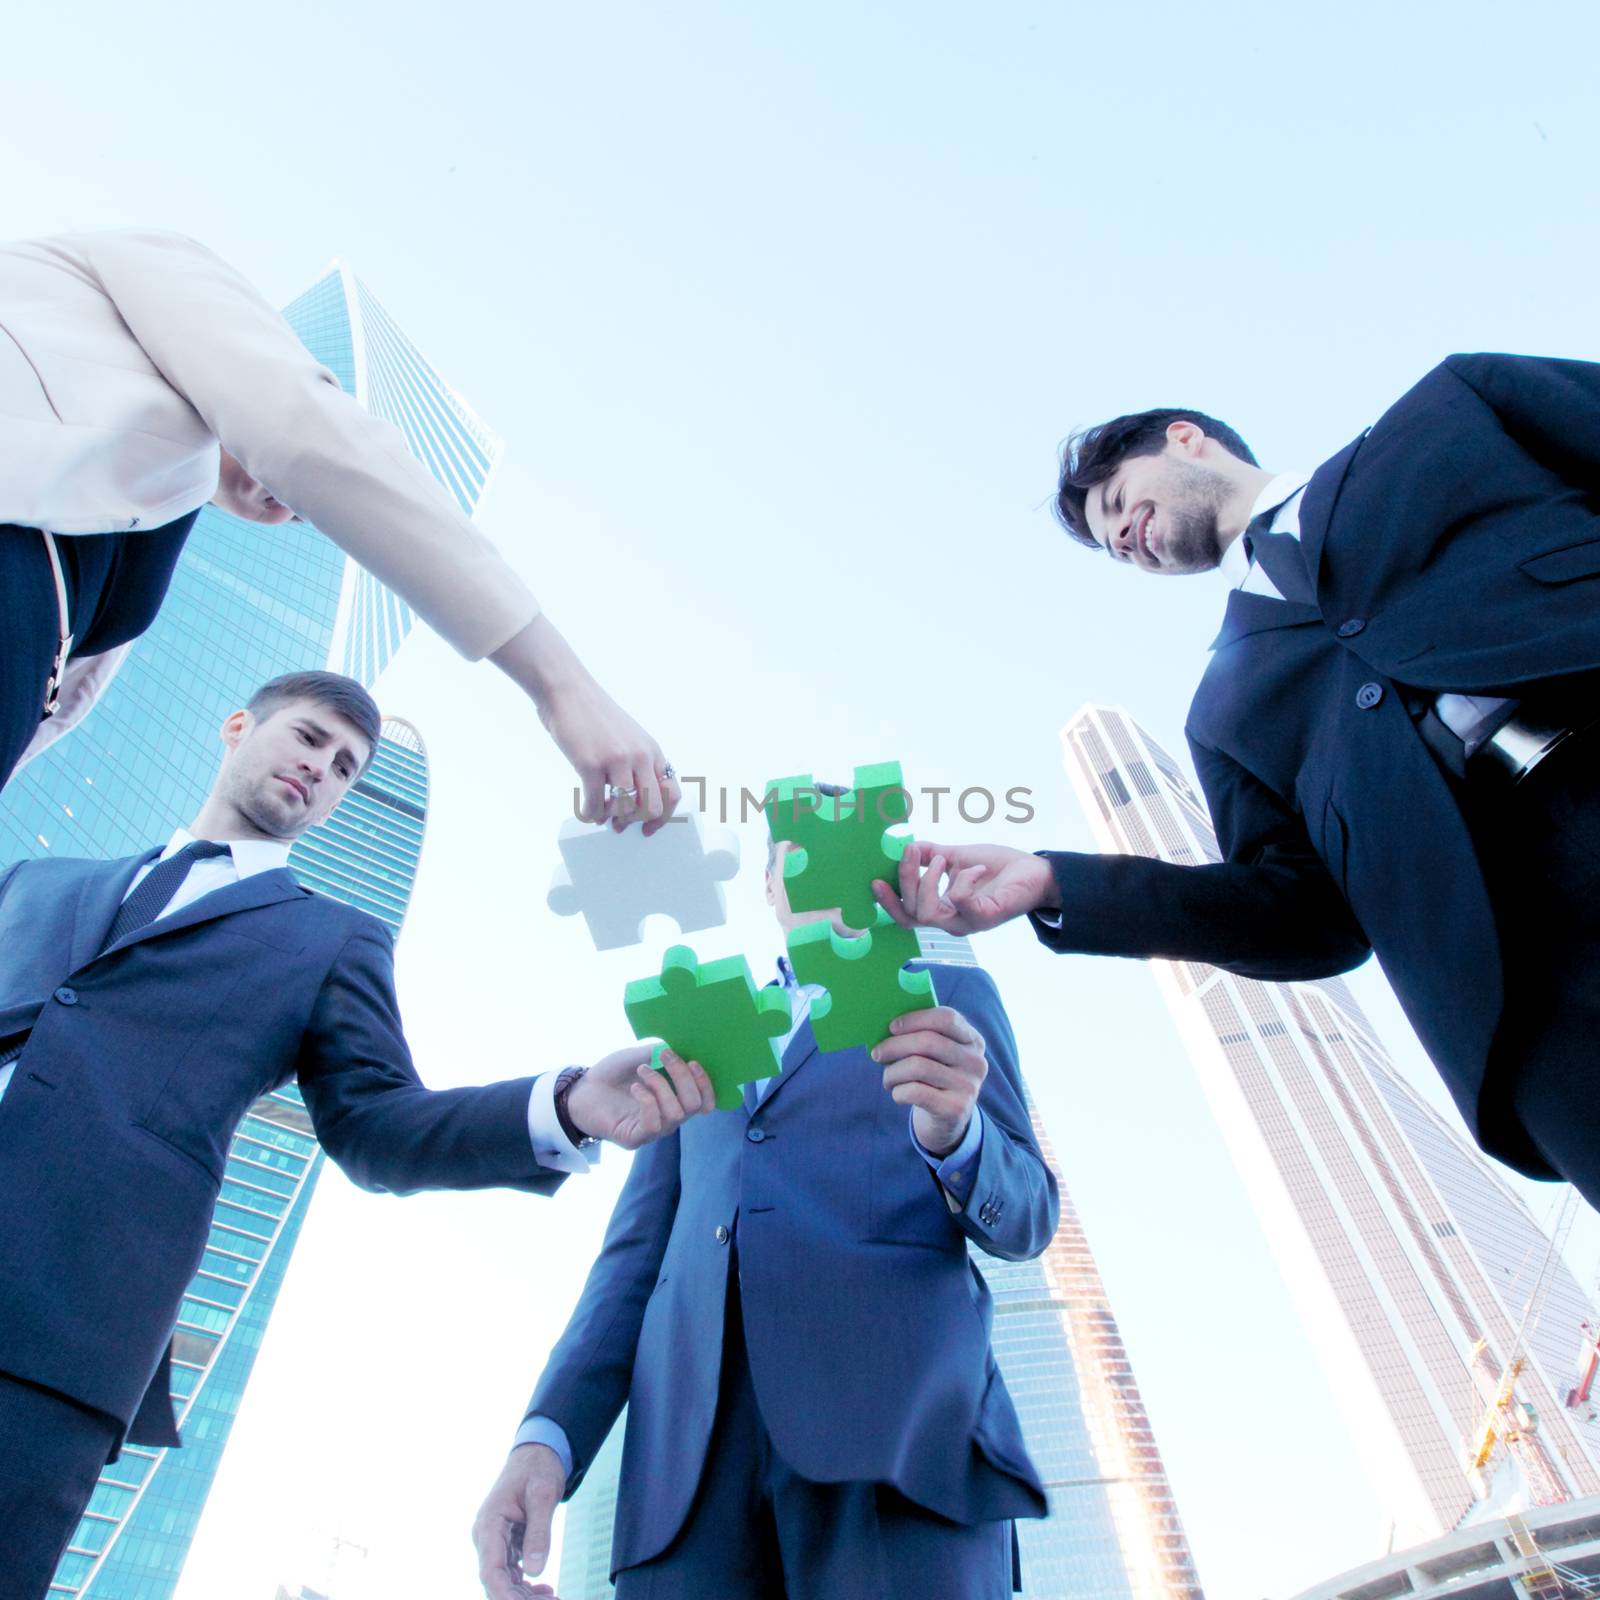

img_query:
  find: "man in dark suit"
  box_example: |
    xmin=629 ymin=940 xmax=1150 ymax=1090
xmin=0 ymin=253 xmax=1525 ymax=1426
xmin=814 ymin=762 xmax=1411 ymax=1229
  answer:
xmin=472 ymin=828 xmax=1059 ymax=1599
xmin=873 ymin=352 xmax=1600 ymax=1208
xmin=0 ymin=669 xmax=713 ymax=1600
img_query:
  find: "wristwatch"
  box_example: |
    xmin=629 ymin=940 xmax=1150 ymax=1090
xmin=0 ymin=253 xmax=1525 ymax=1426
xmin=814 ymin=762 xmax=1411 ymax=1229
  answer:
xmin=553 ymin=1066 xmax=599 ymax=1152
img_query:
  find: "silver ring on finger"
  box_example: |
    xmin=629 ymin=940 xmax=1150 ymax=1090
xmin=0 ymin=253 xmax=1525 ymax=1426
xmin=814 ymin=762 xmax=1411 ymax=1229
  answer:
xmin=661 ymin=762 xmax=677 ymax=780
xmin=608 ymin=784 xmax=639 ymax=799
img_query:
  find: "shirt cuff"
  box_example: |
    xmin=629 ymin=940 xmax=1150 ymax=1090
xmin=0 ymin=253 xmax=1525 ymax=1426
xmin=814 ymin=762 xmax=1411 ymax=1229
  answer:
xmin=513 ymin=1415 xmax=574 ymax=1480
xmin=910 ymin=1108 xmax=984 ymax=1209
xmin=1028 ymin=852 xmax=1067 ymax=940
xmin=527 ymin=1072 xmax=598 ymax=1176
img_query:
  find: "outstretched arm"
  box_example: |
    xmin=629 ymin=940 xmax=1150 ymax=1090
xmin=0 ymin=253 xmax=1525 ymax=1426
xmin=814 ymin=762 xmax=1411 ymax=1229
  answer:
xmin=65 ymin=228 xmax=678 ymax=827
xmin=874 ymin=745 xmax=1369 ymax=982
xmin=298 ymin=922 xmax=711 ymax=1194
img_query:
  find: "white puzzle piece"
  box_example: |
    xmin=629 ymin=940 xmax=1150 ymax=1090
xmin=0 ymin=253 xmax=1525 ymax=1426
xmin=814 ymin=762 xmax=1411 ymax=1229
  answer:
xmin=547 ymin=814 xmax=741 ymax=950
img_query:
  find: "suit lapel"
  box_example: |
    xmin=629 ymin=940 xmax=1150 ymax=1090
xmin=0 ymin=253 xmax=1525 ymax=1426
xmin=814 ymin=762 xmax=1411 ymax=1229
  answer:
xmin=1297 ymin=430 xmax=1365 ymax=597
xmin=1209 ymin=588 xmax=1322 ymax=651
xmin=69 ymin=850 xmax=162 ymax=972
xmin=97 ymin=868 xmax=307 ymax=959
xmin=750 ymin=1019 xmax=819 ymax=1117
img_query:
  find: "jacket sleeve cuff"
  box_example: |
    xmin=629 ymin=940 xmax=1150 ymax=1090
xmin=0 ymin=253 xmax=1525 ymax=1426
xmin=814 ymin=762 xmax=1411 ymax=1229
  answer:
xmin=910 ymin=1108 xmax=984 ymax=1211
xmin=513 ymin=1415 xmax=574 ymax=1479
xmin=527 ymin=1073 xmax=598 ymax=1176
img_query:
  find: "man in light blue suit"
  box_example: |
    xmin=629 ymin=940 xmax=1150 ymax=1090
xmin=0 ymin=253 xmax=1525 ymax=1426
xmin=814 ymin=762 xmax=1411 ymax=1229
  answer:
xmin=474 ymin=820 xmax=1060 ymax=1599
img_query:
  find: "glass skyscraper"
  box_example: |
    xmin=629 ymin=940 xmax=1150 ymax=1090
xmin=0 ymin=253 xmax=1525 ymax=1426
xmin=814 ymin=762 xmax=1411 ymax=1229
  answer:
xmin=1060 ymin=704 xmax=1600 ymax=1546
xmin=1 ymin=262 xmax=500 ymax=1599
xmin=552 ymin=930 xmax=1204 ymax=1600
xmin=988 ymin=1098 xmax=1205 ymax=1600
xmin=52 ymin=718 xmax=431 ymax=1599
xmin=557 ymin=1413 xmax=628 ymax=1598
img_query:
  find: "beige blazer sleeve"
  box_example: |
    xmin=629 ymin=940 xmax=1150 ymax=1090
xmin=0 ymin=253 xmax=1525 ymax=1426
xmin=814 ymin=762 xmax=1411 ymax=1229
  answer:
xmin=73 ymin=231 xmax=538 ymax=660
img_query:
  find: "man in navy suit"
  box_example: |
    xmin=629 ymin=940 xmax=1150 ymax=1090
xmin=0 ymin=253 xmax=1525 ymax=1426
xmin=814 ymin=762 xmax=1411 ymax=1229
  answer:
xmin=471 ymin=821 xmax=1059 ymax=1599
xmin=874 ymin=353 xmax=1600 ymax=1205
xmin=0 ymin=669 xmax=713 ymax=1600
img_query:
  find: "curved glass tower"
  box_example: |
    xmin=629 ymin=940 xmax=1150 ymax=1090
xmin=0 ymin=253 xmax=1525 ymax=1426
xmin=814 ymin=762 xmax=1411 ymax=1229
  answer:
xmin=1 ymin=261 xmax=498 ymax=1599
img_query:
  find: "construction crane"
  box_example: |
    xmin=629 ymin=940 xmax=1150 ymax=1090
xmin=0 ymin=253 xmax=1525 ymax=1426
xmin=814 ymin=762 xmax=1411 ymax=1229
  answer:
xmin=1463 ymin=1192 xmax=1581 ymax=1507
xmin=1566 ymin=1313 xmax=1600 ymax=1417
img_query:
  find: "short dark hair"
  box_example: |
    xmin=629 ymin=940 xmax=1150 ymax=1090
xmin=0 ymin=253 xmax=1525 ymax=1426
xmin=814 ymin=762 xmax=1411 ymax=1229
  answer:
xmin=766 ymin=782 xmax=850 ymax=872
xmin=1054 ymin=408 xmax=1257 ymax=549
xmin=245 ymin=672 xmax=382 ymax=770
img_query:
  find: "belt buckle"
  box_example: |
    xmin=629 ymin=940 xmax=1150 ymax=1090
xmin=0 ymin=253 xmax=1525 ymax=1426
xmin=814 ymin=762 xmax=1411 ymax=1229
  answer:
xmin=41 ymin=631 xmax=74 ymax=720
xmin=1476 ymin=716 xmax=1574 ymax=783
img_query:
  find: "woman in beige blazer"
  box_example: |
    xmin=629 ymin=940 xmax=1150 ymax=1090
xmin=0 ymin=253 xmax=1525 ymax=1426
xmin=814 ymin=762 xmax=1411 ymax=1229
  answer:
xmin=0 ymin=229 xmax=676 ymax=826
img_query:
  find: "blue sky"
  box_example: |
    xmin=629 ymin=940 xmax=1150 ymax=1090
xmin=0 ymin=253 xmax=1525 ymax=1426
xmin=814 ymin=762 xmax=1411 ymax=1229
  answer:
xmin=8 ymin=2 xmax=1600 ymax=1595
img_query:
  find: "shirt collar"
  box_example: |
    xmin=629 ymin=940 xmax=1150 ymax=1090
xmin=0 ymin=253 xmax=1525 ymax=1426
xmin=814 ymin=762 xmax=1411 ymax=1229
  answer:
xmin=1218 ymin=470 xmax=1314 ymax=588
xmin=163 ymin=827 xmax=292 ymax=880
xmin=1248 ymin=470 xmax=1313 ymax=527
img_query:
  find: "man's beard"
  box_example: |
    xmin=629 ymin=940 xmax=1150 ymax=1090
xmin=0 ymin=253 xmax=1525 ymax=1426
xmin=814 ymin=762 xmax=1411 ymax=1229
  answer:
xmin=222 ymin=763 xmax=305 ymax=840
xmin=1157 ymin=459 xmax=1231 ymax=573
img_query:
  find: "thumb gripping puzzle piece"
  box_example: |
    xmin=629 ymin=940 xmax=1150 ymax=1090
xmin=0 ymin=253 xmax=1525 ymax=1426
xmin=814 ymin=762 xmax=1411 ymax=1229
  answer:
xmin=624 ymin=947 xmax=794 ymax=1111
xmin=548 ymin=815 xmax=740 ymax=952
xmin=785 ymin=908 xmax=936 ymax=1055
xmin=764 ymin=760 xmax=913 ymax=933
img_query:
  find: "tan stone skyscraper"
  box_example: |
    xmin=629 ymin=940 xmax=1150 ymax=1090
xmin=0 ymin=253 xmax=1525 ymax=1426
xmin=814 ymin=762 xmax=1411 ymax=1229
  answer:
xmin=1060 ymin=705 xmax=1600 ymax=1544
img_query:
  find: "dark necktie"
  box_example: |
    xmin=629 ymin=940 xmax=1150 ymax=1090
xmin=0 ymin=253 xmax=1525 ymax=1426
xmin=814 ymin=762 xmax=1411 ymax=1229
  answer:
xmin=101 ymin=840 xmax=233 ymax=952
xmin=0 ymin=841 xmax=233 ymax=1073
xmin=1245 ymin=514 xmax=1317 ymax=605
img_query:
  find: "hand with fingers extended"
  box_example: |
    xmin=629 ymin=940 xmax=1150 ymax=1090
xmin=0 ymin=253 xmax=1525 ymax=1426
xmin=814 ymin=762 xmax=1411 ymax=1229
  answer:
xmin=871 ymin=1004 xmax=989 ymax=1156
xmin=872 ymin=841 xmax=1059 ymax=937
xmin=473 ymin=1442 xmax=566 ymax=1600
xmin=489 ymin=613 xmax=681 ymax=836
xmin=567 ymin=1046 xmax=716 ymax=1150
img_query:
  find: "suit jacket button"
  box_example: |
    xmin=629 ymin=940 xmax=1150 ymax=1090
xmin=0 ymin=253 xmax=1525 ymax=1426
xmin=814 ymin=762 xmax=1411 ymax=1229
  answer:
xmin=714 ymin=1225 xmax=730 ymax=1244
xmin=746 ymin=1127 xmax=766 ymax=1143
xmin=1337 ymin=618 xmax=1367 ymax=638
xmin=53 ymin=986 xmax=78 ymax=1005
xmin=1355 ymin=682 xmax=1384 ymax=710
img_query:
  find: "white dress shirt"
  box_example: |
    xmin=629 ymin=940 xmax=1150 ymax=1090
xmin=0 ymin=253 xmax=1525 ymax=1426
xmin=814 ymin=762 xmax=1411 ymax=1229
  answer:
xmin=1224 ymin=473 xmax=1515 ymax=751
xmin=0 ymin=830 xmax=589 ymax=1175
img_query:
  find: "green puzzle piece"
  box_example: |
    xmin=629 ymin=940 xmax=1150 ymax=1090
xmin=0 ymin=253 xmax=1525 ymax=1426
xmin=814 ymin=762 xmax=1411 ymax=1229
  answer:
xmin=764 ymin=760 xmax=913 ymax=932
xmin=624 ymin=946 xmax=795 ymax=1111
xmin=786 ymin=907 xmax=937 ymax=1054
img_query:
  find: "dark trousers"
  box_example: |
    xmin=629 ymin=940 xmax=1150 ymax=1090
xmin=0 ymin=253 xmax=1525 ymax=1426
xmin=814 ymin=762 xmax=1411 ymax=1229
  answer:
xmin=0 ymin=1371 xmax=120 ymax=1600
xmin=1470 ymin=727 xmax=1600 ymax=1194
xmin=0 ymin=527 xmax=66 ymax=789
xmin=613 ymin=1270 xmax=1015 ymax=1600
xmin=0 ymin=515 xmax=196 ymax=791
